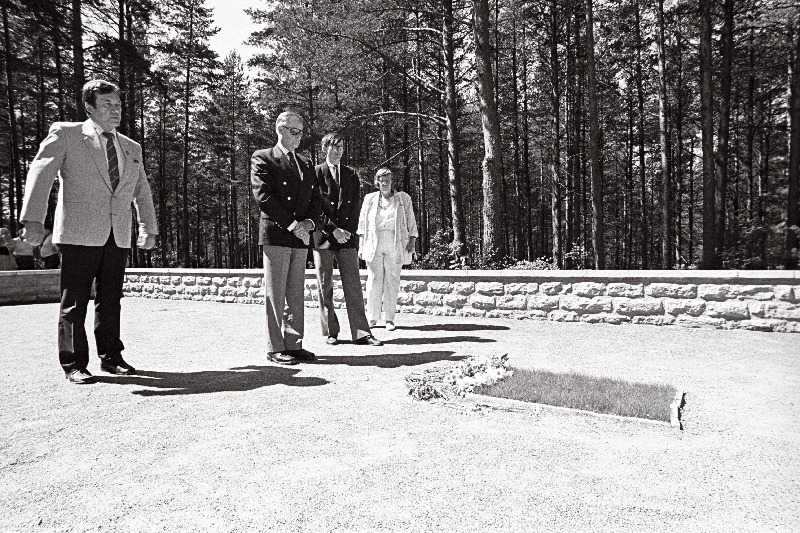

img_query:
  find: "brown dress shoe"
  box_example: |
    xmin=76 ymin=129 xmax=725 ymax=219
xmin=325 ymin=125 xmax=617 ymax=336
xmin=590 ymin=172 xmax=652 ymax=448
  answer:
xmin=267 ymin=352 xmax=297 ymax=365
xmin=65 ymin=369 xmax=96 ymax=384
xmin=355 ymin=335 xmax=384 ymax=346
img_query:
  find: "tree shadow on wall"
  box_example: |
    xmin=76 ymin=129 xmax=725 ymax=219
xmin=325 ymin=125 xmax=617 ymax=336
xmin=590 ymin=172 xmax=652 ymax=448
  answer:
xmin=93 ymin=366 xmax=329 ymax=397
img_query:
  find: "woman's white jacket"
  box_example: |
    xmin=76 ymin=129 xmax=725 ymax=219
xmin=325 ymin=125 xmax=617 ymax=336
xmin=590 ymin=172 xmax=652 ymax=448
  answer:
xmin=358 ymin=191 xmax=418 ymax=265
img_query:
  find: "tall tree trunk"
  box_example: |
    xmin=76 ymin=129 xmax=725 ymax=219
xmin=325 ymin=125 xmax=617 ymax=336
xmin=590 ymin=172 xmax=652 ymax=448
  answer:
xmin=473 ymin=0 xmax=505 ymax=261
xmin=2 ymin=4 xmax=21 ymax=228
xmin=72 ymin=0 xmax=85 ymax=121
xmin=787 ymin=19 xmax=800 ymax=268
xmin=180 ymin=5 xmax=195 ymax=266
xmin=657 ymin=0 xmax=672 ymax=268
xmin=442 ymin=0 xmax=467 ymax=263
xmin=585 ymin=0 xmax=604 ymax=269
xmin=634 ymin=0 xmax=648 ymax=268
xmin=549 ymin=0 xmax=563 ymax=268
xmin=511 ymin=4 xmax=524 ymax=259
xmin=714 ymin=0 xmax=734 ymax=267
xmin=699 ymin=0 xmax=718 ymax=268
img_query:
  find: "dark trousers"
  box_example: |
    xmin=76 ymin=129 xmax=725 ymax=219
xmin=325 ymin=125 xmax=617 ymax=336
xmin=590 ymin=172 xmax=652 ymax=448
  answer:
xmin=313 ymin=247 xmax=371 ymax=341
xmin=14 ymin=255 xmax=36 ymax=270
xmin=42 ymin=255 xmax=60 ymax=269
xmin=58 ymin=232 xmax=128 ymax=372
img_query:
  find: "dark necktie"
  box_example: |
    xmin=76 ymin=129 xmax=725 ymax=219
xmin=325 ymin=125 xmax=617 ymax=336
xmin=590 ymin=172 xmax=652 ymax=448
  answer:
xmin=330 ymin=165 xmax=340 ymax=203
xmin=288 ymin=151 xmax=301 ymax=180
xmin=102 ymin=132 xmax=119 ymax=191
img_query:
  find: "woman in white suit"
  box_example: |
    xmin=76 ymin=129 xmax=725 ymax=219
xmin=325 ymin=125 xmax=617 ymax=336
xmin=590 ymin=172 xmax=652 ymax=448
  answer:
xmin=358 ymin=167 xmax=418 ymax=331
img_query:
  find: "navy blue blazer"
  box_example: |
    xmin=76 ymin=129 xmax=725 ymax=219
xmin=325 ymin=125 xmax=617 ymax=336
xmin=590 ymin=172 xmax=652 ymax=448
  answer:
xmin=313 ymin=163 xmax=360 ymax=250
xmin=251 ymin=145 xmax=322 ymax=248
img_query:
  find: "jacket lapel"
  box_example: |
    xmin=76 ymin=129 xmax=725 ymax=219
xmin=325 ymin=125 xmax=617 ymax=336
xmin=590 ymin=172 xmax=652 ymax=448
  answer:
xmin=83 ymin=120 xmax=113 ymax=191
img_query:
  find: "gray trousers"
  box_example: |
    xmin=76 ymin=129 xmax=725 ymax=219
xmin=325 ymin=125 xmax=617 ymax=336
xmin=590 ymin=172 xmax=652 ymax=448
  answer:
xmin=263 ymin=245 xmax=307 ymax=353
xmin=313 ymin=247 xmax=372 ymax=341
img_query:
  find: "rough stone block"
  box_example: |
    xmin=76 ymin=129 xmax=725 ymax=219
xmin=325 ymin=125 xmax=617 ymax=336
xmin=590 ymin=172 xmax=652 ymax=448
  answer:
xmin=243 ymin=277 xmax=262 ymax=288
xmin=514 ymin=310 xmax=548 ymax=320
xmin=428 ymin=306 xmax=456 ymax=316
xmin=212 ymin=277 xmax=226 ymax=287
xmin=396 ymin=292 xmax=414 ymax=306
xmin=726 ymin=319 xmax=782 ymax=332
xmin=428 ymin=281 xmax=453 ymax=294
xmin=476 ymin=281 xmax=504 ymax=296
xmin=128 ymin=283 xmax=143 ymax=293
xmin=663 ymin=298 xmax=706 ymax=316
xmin=614 ymin=299 xmax=664 ymax=316
xmin=606 ymin=283 xmax=644 ymax=298
xmin=581 ymin=313 xmax=630 ymax=325
xmin=185 ymin=286 xmax=201 ymax=296
xmin=143 ymin=284 xmax=155 ymax=294
xmin=487 ymin=310 xmax=518 ymax=318
xmin=496 ymin=295 xmax=527 ymax=310
xmin=401 ymin=280 xmax=427 ymax=293
xmin=734 ymin=285 xmax=774 ymax=300
xmin=560 ymin=295 xmax=612 ymax=314
xmin=444 ymin=294 xmax=468 ymax=309
xmin=127 ymin=275 xmax=140 ymax=283
xmin=751 ymin=302 xmax=800 ymax=321
xmin=549 ymin=310 xmax=580 ymax=322
xmin=415 ymin=292 xmax=443 ymax=307
xmin=159 ymin=276 xmax=172 ymax=285
xmin=572 ymin=282 xmax=605 ymax=297
xmin=647 ymin=283 xmax=697 ymax=298
xmin=540 ymin=282 xmax=565 ymax=295
xmin=631 ymin=316 xmax=675 ymax=326
xmin=774 ymin=321 xmax=800 ymax=333
xmin=457 ymin=308 xmax=487 ymax=318
xmin=454 ymin=282 xmax=475 ymax=295
xmin=227 ymin=277 xmax=241 ymax=287
xmin=505 ymin=282 xmax=539 ymax=295
xmin=675 ymin=316 xmax=724 ymax=329
xmin=775 ymin=286 xmax=796 ymax=302
xmin=470 ymin=294 xmax=496 ymax=310
xmin=182 ymin=276 xmax=196 ymax=286
xmin=332 ymin=289 xmax=345 ymax=302
xmin=705 ymin=301 xmax=749 ymax=320
xmin=527 ymin=295 xmax=560 ymax=311
xmin=171 ymin=276 xmax=182 ymax=286
xmin=698 ymin=284 xmax=736 ymax=301
xmin=197 ymin=277 xmax=212 ymax=286
xmin=399 ymin=305 xmax=427 ymax=314
xmin=235 ymin=287 xmax=248 ymax=297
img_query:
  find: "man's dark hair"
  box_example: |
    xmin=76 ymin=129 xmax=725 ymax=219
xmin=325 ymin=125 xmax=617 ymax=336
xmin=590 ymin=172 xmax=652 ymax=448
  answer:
xmin=320 ymin=132 xmax=344 ymax=152
xmin=82 ymin=79 xmax=120 ymax=108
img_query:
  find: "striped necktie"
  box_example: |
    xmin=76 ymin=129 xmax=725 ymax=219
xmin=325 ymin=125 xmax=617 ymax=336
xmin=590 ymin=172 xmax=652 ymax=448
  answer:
xmin=288 ymin=151 xmax=302 ymax=180
xmin=102 ymin=131 xmax=120 ymax=191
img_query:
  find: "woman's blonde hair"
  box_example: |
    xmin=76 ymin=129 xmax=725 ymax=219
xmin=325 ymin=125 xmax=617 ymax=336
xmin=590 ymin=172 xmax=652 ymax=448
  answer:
xmin=374 ymin=167 xmax=395 ymax=193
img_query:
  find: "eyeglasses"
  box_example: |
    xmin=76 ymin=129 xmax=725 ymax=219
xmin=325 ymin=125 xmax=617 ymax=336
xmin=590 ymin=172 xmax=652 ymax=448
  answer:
xmin=282 ymin=126 xmax=304 ymax=137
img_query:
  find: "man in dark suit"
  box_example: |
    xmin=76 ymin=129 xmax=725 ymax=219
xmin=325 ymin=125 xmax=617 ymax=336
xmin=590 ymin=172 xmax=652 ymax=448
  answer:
xmin=19 ymin=79 xmax=158 ymax=384
xmin=313 ymin=133 xmax=382 ymax=347
xmin=251 ymin=111 xmax=322 ymax=365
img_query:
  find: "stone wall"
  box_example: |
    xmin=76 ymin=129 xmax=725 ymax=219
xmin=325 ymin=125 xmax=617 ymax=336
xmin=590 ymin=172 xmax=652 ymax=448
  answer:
xmin=0 ymin=270 xmax=61 ymax=305
xmin=120 ymin=268 xmax=800 ymax=333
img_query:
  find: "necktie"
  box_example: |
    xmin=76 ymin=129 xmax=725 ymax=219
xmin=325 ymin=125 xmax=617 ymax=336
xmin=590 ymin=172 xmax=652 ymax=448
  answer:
xmin=102 ymin=132 xmax=119 ymax=191
xmin=330 ymin=165 xmax=340 ymax=205
xmin=288 ymin=151 xmax=301 ymax=180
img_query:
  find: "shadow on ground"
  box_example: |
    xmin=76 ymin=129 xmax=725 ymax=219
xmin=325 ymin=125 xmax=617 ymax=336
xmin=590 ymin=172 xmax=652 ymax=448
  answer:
xmin=93 ymin=366 xmax=329 ymax=396
xmin=404 ymin=323 xmax=511 ymax=332
xmin=309 ymin=350 xmax=465 ymax=368
xmin=381 ymin=336 xmax=496 ymax=345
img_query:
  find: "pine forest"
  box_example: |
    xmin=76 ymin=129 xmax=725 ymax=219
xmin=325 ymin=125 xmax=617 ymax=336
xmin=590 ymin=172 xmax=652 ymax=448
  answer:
xmin=1 ymin=0 xmax=799 ymax=270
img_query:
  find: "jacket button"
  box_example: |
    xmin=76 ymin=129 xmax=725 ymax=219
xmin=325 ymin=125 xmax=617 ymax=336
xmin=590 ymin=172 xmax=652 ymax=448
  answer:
xmin=283 ymin=182 xmax=287 ymax=185
xmin=287 ymin=196 xmax=291 ymax=200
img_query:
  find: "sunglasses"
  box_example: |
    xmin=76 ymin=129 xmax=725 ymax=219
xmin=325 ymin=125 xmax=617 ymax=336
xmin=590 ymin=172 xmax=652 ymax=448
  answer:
xmin=282 ymin=126 xmax=304 ymax=136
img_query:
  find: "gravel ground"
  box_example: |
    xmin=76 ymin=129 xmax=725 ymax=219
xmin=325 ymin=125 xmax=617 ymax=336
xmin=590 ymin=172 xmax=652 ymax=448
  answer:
xmin=1 ymin=298 xmax=798 ymax=532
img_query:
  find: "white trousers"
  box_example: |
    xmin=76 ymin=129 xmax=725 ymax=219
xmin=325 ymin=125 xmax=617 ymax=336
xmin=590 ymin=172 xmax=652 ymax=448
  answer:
xmin=365 ymin=232 xmax=402 ymax=323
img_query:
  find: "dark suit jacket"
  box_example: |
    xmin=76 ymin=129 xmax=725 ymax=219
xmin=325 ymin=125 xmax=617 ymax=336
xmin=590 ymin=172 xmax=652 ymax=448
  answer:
xmin=251 ymin=146 xmax=322 ymax=248
xmin=313 ymin=163 xmax=360 ymax=250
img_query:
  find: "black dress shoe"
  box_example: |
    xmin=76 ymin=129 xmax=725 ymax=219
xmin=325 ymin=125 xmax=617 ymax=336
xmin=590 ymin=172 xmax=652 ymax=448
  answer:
xmin=267 ymin=352 xmax=297 ymax=365
xmin=286 ymin=348 xmax=316 ymax=361
xmin=355 ymin=335 xmax=384 ymax=346
xmin=65 ymin=369 xmax=96 ymax=384
xmin=326 ymin=336 xmax=339 ymax=345
xmin=100 ymin=357 xmax=136 ymax=375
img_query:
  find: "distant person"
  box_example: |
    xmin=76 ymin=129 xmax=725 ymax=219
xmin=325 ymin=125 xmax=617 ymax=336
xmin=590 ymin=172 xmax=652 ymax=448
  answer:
xmin=312 ymin=132 xmax=382 ymax=347
xmin=0 ymin=227 xmax=18 ymax=271
xmin=7 ymin=225 xmax=36 ymax=270
xmin=19 ymin=79 xmax=158 ymax=384
xmin=251 ymin=110 xmax=322 ymax=365
xmin=40 ymin=228 xmax=60 ymax=269
xmin=357 ymin=167 xmax=418 ymax=331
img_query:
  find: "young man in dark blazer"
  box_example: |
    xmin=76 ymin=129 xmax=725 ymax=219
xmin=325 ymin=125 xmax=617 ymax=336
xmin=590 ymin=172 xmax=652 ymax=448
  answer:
xmin=313 ymin=133 xmax=382 ymax=346
xmin=251 ymin=111 xmax=322 ymax=365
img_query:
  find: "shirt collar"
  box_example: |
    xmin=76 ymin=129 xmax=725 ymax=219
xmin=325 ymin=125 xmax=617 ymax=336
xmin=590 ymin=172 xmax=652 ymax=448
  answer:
xmin=90 ymin=119 xmax=116 ymax=137
xmin=277 ymin=142 xmax=292 ymax=156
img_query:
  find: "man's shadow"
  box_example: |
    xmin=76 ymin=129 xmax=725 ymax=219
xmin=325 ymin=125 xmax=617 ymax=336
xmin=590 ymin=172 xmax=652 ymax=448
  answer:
xmin=379 ymin=335 xmax=497 ymax=346
xmin=403 ymin=324 xmax=511 ymax=332
xmin=309 ymin=350 xmax=466 ymax=368
xmin=93 ymin=365 xmax=329 ymax=397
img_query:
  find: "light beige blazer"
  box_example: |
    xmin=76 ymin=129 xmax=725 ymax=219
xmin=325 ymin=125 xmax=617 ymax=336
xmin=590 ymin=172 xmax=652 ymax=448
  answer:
xmin=358 ymin=191 xmax=418 ymax=265
xmin=20 ymin=120 xmax=158 ymax=247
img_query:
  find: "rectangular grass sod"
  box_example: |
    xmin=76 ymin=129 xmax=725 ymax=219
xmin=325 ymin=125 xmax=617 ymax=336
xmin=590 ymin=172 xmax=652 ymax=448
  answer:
xmin=472 ymin=367 xmax=677 ymax=422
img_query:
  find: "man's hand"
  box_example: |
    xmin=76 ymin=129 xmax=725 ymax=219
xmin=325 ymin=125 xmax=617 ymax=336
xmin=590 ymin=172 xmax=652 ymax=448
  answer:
xmin=21 ymin=221 xmax=46 ymax=247
xmin=291 ymin=225 xmax=310 ymax=246
xmin=333 ymin=228 xmax=351 ymax=244
xmin=138 ymin=233 xmax=157 ymax=250
xmin=405 ymin=236 xmax=417 ymax=253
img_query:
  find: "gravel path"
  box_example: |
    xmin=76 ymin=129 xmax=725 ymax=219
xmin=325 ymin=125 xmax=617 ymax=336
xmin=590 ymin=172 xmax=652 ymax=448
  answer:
xmin=1 ymin=298 xmax=798 ymax=532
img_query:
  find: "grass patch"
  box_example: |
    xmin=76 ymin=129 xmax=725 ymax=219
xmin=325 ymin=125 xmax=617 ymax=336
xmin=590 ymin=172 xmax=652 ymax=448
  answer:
xmin=472 ymin=367 xmax=677 ymax=422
